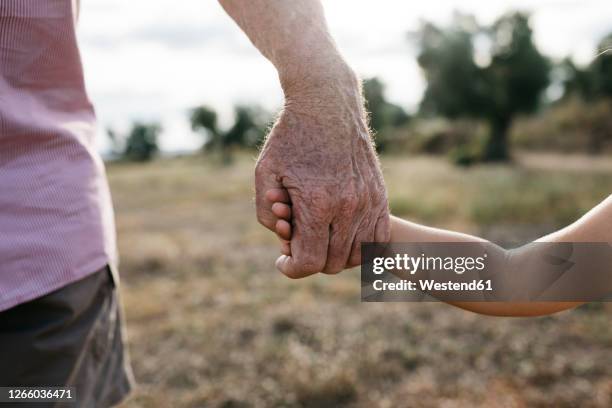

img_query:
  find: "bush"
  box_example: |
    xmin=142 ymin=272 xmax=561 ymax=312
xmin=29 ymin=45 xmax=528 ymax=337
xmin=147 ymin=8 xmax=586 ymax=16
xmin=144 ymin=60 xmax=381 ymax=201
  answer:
xmin=511 ymin=97 xmax=612 ymax=153
xmin=449 ymin=144 xmax=480 ymax=166
xmin=382 ymin=119 xmax=488 ymax=161
xmin=190 ymin=105 xmax=272 ymax=165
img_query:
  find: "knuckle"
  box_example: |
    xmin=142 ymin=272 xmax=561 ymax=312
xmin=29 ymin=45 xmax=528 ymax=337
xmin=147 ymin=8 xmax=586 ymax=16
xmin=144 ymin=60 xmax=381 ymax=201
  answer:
xmin=374 ymin=187 xmax=389 ymax=208
xmin=338 ymin=190 xmax=359 ymax=214
xmin=361 ymin=195 xmax=373 ymax=215
xmin=355 ymin=185 xmax=373 ymax=211
xmin=360 ymin=199 xmax=380 ymax=220
xmin=295 ymin=254 xmax=323 ymax=275
xmin=308 ymin=189 xmax=331 ymax=214
xmin=255 ymin=157 xmax=278 ymax=182
xmin=299 ymin=263 xmax=320 ymax=275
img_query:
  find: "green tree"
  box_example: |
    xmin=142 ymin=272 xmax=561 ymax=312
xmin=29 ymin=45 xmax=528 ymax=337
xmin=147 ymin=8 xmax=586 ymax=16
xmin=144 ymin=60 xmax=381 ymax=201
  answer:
xmin=362 ymin=77 xmax=410 ymax=152
xmin=559 ymin=58 xmax=597 ymax=101
xmin=590 ymin=33 xmax=612 ymax=99
xmin=124 ymin=122 xmax=161 ymax=161
xmin=107 ymin=122 xmax=160 ymax=162
xmin=416 ymin=15 xmax=487 ymax=119
xmin=190 ymin=104 xmax=269 ymax=164
xmin=560 ymin=34 xmax=612 ymax=101
xmin=415 ymin=12 xmax=550 ymax=162
xmin=190 ymin=105 xmax=222 ymax=152
xmin=224 ymin=106 xmax=268 ymax=149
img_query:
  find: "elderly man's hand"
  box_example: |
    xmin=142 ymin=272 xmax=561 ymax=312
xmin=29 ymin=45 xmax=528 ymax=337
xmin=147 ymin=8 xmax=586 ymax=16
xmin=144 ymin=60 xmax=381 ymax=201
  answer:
xmin=218 ymin=0 xmax=391 ymax=277
xmin=255 ymin=68 xmax=390 ymax=278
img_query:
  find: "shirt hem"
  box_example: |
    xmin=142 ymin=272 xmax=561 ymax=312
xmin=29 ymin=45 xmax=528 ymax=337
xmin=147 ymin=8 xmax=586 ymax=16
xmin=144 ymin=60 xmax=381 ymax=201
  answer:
xmin=0 ymin=255 xmax=112 ymax=313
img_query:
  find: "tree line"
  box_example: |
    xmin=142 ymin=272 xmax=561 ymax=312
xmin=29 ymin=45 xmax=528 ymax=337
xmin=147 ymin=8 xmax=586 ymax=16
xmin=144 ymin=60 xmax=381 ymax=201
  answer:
xmin=108 ymin=11 xmax=612 ymax=165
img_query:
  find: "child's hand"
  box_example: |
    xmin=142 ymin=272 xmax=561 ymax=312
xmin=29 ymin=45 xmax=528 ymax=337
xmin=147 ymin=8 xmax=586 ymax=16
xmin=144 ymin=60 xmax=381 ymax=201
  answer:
xmin=265 ymin=188 xmax=293 ymax=257
xmin=265 ymin=187 xmax=371 ymax=272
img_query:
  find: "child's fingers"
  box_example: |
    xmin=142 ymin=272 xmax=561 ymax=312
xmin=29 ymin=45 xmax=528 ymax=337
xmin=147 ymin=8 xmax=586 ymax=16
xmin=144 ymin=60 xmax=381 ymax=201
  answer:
xmin=271 ymin=202 xmax=292 ymax=220
xmin=265 ymin=188 xmax=291 ymax=204
xmin=275 ymin=219 xmax=292 ymax=240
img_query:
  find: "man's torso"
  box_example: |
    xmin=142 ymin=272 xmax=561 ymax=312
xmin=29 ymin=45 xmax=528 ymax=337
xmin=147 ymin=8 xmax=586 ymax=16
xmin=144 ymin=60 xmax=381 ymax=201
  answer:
xmin=0 ymin=0 xmax=116 ymax=311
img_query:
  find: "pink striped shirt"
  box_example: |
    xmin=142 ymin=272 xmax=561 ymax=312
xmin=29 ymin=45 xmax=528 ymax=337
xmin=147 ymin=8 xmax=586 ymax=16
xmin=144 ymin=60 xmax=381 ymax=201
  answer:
xmin=0 ymin=0 xmax=117 ymax=311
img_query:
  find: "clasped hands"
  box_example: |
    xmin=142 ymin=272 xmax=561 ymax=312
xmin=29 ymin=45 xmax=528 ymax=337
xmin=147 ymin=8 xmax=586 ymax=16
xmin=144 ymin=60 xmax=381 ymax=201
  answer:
xmin=254 ymin=70 xmax=390 ymax=278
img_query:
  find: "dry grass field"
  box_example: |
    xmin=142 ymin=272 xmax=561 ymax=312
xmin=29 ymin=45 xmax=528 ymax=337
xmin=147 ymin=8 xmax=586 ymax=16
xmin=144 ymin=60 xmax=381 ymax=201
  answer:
xmin=111 ymin=153 xmax=612 ymax=408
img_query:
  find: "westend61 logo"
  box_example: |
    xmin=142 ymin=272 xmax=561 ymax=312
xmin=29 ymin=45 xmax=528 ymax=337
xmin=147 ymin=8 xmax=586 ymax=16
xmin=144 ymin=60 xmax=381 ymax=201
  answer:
xmin=372 ymin=253 xmax=488 ymax=275
xmin=362 ymin=242 xmax=612 ymax=302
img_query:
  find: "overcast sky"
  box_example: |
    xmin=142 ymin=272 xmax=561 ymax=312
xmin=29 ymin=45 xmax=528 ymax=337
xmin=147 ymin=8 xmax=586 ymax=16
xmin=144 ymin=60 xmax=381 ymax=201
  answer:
xmin=77 ymin=0 xmax=612 ymax=153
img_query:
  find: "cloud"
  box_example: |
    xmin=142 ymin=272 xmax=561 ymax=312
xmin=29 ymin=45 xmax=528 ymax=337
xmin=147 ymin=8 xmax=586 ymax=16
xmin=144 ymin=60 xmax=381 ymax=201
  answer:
xmin=83 ymin=21 xmax=241 ymax=51
xmin=78 ymin=0 xmax=612 ymax=153
xmin=128 ymin=23 xmax=229 ymax=48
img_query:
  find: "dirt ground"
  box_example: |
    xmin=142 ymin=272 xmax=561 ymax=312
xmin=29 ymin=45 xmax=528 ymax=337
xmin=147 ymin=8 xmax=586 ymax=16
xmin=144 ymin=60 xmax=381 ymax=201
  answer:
xmin=111 ymin=154 xmax=611 ymax=407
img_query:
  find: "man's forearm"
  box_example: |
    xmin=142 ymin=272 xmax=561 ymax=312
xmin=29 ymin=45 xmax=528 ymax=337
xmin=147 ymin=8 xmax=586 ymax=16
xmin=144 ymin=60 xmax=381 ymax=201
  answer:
xmin=218 ymin=0 xmax=357 ymax=98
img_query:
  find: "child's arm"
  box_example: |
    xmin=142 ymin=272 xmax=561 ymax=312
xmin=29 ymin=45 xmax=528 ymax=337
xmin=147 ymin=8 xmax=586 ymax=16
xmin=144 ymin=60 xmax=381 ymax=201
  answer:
xmin=391 ymin=194 xmax=612 ymax=244
xmin=268 ymin=189 xmax=612 ymax=317
xmin=393 ymin=195 xmax=611 ymax=316
xmin=390 ymin=218 xmax=572 ymax=317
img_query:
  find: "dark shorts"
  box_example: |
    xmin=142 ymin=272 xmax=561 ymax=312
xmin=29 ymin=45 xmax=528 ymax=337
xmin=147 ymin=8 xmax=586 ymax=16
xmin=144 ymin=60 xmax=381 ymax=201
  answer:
xmin=0 ymin=267 xmax=134 ymax=407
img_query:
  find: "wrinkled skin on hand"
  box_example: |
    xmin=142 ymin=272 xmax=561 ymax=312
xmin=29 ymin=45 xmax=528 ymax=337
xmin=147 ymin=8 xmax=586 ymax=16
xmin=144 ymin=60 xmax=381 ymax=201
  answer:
xmin=255 ymin=73 xmax=390 ymax=278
